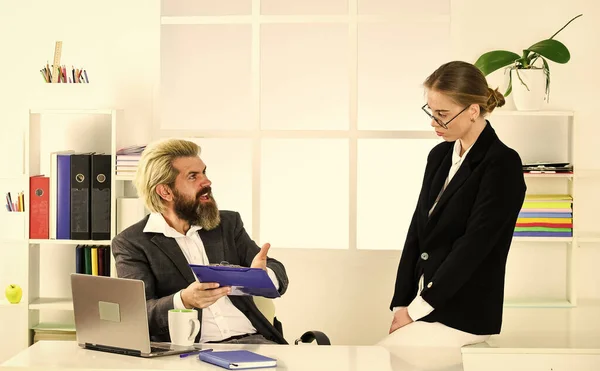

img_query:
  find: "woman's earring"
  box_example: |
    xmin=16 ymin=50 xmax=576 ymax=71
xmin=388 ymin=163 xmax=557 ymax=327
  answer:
xmin=470 ymin=118 xmax=475 ymax=123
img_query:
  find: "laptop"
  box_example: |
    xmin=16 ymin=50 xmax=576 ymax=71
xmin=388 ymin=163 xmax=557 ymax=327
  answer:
xmin=71 ymin=273 xmax=196 ymax=357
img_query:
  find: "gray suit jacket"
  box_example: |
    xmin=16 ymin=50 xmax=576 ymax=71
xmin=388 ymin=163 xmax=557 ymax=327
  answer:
xmin=111 ymin=210 xmax=289 ymax=344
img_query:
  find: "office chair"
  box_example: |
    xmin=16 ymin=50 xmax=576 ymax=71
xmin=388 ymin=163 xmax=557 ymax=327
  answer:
xmin=253 ymin=296 xmax=331 ymax=345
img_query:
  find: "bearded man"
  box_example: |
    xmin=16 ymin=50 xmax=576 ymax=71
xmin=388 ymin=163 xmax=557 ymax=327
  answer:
xmin=112 ymin=139 xmax=288 ymax=345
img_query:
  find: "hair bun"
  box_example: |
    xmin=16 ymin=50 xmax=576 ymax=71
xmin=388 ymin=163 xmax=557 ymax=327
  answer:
xmin=486 ymin=87 xmax=506 ymax=112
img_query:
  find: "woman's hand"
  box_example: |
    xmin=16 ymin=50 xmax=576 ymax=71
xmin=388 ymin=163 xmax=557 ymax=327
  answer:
xmin=389 ymin=307 xmax=414 ymax=334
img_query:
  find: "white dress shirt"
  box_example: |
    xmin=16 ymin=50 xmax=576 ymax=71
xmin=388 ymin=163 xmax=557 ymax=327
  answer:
xmin=143 ymin=213 xmax=280 ymax=343
xmin=400 ymin=139 xmax=475 ymax=321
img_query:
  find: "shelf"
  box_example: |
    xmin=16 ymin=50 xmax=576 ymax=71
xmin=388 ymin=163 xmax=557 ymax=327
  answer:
xmin=524 ymin=173 xmax=573 ymax=178
xmin=0 ymin=174 xmax=26 ymax=180
xmin=577 ymin=233 xmax=600 ymax=244
xmin=504 ymin=299 xmax=574 ymax=308
xmin=0 ymin=299 xmax=25 ymax=308
xmin=29 ymin=239 xmax=111 ymax=245
xmin=29 ymin=298 xmax=73 ymax=311
xmin=29 ymin=109 xmax=115 ymax=115
xmin=0 ymin=238 xmax=27 ymax=243
xmin=30 ymin=322 xmax=76 ymax=332
xmin=512 ymin=237 xmax=572 ymax=243
xmin=492 ymin=110 xmax=574 ymax=117
xmin=115 ymin=175 xmax=135 ymax=181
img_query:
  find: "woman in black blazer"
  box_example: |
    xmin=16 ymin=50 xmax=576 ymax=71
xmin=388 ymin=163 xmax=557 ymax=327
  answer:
xmin=379 ymin=61 xmax=526 ymax=348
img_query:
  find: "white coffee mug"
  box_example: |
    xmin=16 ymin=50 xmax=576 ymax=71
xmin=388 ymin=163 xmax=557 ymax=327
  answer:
xmin=168 ymin=309 xmax=200 ymax=346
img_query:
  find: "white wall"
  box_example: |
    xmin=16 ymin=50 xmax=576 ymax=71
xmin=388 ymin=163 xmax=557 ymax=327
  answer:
xmin=0 ymin=0 xmax=599 ymax=355
xmin=0 ymin=0 xmax=158 ymax=149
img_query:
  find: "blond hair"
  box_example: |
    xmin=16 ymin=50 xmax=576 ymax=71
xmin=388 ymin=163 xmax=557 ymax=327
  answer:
xmin=424 ymin=61 xmax=505 ymax=117
xmin=134 ymin=138 xmax=200 ymax=213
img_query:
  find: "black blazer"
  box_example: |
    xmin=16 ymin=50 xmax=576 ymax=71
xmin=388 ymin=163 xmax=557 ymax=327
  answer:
xmin=390 ymin=122 xmax=526 ymax=335
xmin=112 ymin=210 xmax=289 ymax=344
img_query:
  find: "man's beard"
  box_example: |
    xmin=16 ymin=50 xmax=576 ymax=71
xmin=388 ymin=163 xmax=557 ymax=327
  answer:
xmin=172 ymin=186 xmax=221 ymax=230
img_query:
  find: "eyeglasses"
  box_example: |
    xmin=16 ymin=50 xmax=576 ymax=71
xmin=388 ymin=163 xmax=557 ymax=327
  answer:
xmin=421 ymin=104 xmax=470 ymax=129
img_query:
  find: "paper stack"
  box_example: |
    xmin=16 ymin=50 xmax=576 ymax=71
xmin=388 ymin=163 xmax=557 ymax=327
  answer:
xmin=116 ymin=145 xmax=145 ymax=177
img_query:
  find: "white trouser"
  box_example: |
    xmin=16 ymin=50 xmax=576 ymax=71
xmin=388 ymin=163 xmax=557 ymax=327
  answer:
xmin=378 ymin=321 xmax=490 ymax=348
xmin=377 ymin=322 xmax=490 ymax=371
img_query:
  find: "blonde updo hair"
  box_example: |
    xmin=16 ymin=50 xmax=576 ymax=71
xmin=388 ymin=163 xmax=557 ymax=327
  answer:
xmin=134 ymin=138 xmax=201 ymax=213
xmin=424 ymin=61 xmax=505 ymax=117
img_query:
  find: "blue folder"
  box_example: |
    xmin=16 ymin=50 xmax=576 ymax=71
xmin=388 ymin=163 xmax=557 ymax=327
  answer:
xmin=199 ymin=350 xmax=277 ymax=370
xmin=189 ymin=264 xmax=280 ymax=298
xmin=513 ymin=231 xmax=573 ymax=237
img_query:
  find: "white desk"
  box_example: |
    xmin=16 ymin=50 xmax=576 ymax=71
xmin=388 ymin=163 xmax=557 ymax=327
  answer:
xmin=1 ymin=341 xmax=466 ymax=371
xmin=462 ymin=331 xmax=600 ymax=371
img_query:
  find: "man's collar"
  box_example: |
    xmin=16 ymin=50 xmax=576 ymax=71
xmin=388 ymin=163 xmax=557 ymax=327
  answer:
xmin=143 ymin=212 xmax=202 ymax=238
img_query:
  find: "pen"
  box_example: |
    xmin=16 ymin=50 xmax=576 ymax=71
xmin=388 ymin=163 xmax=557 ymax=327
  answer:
xmin=179 ymin=348 xmax=213 ymax=358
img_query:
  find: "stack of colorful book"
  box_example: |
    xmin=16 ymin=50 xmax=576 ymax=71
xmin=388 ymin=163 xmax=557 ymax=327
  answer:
xmin=514 ymin=194 xmax=573 ymax=238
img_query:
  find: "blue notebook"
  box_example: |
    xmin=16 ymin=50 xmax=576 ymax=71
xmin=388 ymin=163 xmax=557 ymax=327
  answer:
xmin=189 ymin=264 xmax=280 ymax=298
xmin=198 ymin=350 xmax=277 ymax=369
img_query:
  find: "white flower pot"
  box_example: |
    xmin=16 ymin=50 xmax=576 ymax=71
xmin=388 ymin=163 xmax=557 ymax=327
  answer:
xmin=511 ymin=68 xmax=548 ymax=111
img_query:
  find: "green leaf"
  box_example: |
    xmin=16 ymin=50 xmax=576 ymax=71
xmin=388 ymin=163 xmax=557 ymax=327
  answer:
xmin=525 ymin=39 xmax=570 ymax=64
xmin=474 ymin=50 xmax=521 ymax=76
xmin=505 ymin=71 xmax=513 ymax=97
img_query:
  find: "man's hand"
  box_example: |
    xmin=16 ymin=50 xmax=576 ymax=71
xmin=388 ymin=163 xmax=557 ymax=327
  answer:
xmin=181 ymin=282 xmax=231 ymax=309
xmin=251 ymin=243 xmax=270 ymax=271
xmin=389 ymin=307 xmax=414 ymax=334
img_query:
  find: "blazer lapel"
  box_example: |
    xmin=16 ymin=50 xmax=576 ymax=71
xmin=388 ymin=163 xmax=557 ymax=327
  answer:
xmin=426 ymin=148 xmax=453 ymax=214
xmin=427 ymin=122 xmax=497 ymax=221
xmin=428 ymin=159 xmax=472 ymax=221
xmin=199 ymin=228 xmax=225 ymax=264
xmin=150 ymin=234 xmax=196 ymax=283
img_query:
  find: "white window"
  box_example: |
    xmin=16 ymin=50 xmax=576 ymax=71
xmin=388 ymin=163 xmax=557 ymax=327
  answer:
xmin=159 ymin=0 xmax=450 ymax=250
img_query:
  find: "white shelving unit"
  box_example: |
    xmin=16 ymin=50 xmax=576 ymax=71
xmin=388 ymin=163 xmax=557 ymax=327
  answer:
xmin=25 ymin=108 xmax=124 ymax=341
xmin=0 ymin=107 xmax=128 ymax=360
xmin=494 ymin=109 xmax=579 ymax=309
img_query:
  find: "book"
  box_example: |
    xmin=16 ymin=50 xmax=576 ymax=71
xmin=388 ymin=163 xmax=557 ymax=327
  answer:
xmin=198 ymin=350 xmax=276 ymax=370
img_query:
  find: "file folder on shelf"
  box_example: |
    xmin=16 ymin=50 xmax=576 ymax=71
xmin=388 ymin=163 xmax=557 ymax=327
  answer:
xmin=56 ymin=153 xmax=72 ymax=239
xmin=70 ymin=154 xmax=91 ymax=240
xmin=29 ymin=175 xmax=50 ymax=239
xmin=91 ymin=154 xmax=111 ymax=240
xmin=189 ymin=264 xmax=280 ymax=298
